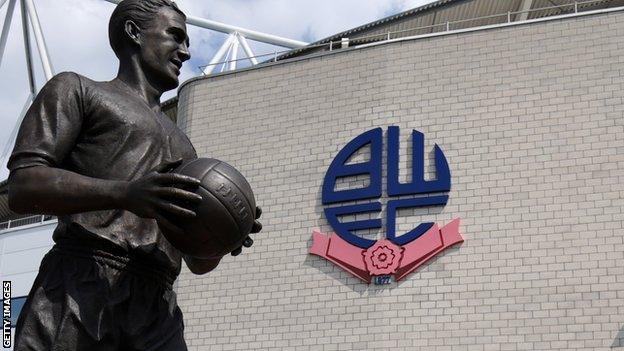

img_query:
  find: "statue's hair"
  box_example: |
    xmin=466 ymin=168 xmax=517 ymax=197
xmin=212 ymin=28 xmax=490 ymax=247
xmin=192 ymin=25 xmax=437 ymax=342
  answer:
xmin=108 ymin=0 xmax=186 ymax=58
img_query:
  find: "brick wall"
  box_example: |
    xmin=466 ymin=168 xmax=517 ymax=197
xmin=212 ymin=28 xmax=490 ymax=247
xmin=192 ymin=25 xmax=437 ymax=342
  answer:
xmin=175 ymin=10 xmax=624 ymax=350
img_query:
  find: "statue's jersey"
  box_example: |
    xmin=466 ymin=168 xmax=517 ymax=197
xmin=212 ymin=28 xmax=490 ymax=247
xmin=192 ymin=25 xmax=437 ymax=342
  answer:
xmin=8 ymin=72 xmax=197 ymax=277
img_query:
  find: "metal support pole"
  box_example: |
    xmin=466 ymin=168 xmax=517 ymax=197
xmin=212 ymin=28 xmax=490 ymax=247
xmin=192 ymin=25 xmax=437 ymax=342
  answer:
xmin=228 ymin=34 xmax=238 ymax=71
xmin=446 ymin=21 xmax=450 ymax=31
xmin=507 ymin=11 xmax=511 ymax=23
xmin=574 ymin=1 xmax=578 ymax=13
xmin=202 ymin=33 xmax=235 ymax=75
xmin=273 ymin=50 xmax=277 ymax=62
xmin=185 ymin=15 xmax=306 ymax=48
xmin=20 ymin=0 xmax=35 ymax=95
xmin=220 ymin=40 xmax=233 ymax=73
xmin=23 ymin=0 xmax=53 ymax=80
xmin=237 ymin=34 xmax=258 ymax=65
xmin=0 ymin=0 xmax=16 ymax=68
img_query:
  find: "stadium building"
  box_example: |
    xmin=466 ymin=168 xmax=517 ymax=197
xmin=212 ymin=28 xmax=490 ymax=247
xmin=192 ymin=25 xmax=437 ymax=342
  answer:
xmin=1 ymin=0 xmax=624 ymax=350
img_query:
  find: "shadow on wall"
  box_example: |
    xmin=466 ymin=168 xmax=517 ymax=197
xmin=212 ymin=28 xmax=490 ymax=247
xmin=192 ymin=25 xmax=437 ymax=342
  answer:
xmin=612 ymin=326 xmax=624 ymax=348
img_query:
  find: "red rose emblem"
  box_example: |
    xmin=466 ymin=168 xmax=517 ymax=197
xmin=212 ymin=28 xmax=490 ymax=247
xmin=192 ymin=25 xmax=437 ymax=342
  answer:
xmin=362 ymin=239 xmax=404 ymax=275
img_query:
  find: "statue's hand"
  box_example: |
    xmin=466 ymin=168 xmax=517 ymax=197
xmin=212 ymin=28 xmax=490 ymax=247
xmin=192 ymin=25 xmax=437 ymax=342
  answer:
xmin=231 ymin=206 xmax=263 ymax=256
xmin=123 ymin=159 xmax=202 ymax=236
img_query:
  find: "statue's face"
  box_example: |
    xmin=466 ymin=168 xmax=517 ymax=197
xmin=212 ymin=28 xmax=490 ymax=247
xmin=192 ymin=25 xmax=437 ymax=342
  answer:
xmin=138 ymin=7 xmax=190 ymax=91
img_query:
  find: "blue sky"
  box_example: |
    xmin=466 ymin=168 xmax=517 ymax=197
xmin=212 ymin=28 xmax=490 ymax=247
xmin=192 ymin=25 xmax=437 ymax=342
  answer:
xmin=0 ymin=0 xmax=436 ymax=179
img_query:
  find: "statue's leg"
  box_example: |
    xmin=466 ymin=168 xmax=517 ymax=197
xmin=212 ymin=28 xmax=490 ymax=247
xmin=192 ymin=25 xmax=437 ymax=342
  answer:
xmin=13 ymin=249 xmax=121 ymax=351
xmin=120 ymin=280 xmax=188 ymax=351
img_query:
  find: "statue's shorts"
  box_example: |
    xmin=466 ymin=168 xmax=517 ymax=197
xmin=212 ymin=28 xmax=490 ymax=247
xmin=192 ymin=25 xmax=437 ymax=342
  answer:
xmin=13 ymin=239 xmax=187 ymax=351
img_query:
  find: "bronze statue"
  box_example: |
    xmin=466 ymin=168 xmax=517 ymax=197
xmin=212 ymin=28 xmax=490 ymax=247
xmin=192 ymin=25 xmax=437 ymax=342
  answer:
xmin=7 ymin=0 xmax=261 ymax=349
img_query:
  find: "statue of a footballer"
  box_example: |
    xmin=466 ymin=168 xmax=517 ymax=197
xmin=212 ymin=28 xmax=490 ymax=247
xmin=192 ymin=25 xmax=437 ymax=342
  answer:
xmin=7 ymin=1 xmax=261 ymax=349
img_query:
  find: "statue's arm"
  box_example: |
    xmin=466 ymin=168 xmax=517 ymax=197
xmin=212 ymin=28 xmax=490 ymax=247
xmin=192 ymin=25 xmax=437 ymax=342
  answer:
xmin=7 ymin=72 xmax=130 ymax=216
xmin=9 ymin=166 xmax=126 ymax=215
xmin=8 ymin=160 xmax=202 ymax=231
xmin=7 ymin=73 xmax=202 ymax=233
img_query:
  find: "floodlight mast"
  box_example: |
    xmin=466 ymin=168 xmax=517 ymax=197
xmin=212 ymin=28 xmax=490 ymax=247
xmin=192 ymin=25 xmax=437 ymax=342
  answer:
xmin=0 ymin=0 xmax=17 ymax=69
xmin=23 ymin=0 xmax=53 ymax=80
xmin=20 ymin=0 xmax=35 ymax=94
xmin=102 ymin=0 xmax=308 ymax=74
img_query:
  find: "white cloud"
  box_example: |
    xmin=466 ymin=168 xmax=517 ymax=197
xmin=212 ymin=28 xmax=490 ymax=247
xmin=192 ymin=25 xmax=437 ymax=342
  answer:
xmin=0 ymin=0 xmax=436 ymax=179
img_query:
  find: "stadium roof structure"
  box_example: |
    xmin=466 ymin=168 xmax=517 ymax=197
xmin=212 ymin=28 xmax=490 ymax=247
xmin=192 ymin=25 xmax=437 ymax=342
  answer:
xmin=162 ymin=0 xmax=624 ymax=124
xmin=276 ymin=0 xmax=624 ymax=61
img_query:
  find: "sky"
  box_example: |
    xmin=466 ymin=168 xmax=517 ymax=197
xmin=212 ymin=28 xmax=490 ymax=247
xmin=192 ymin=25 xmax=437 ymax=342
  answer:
xmin=0 ymin=0 xmax=436 ymax=179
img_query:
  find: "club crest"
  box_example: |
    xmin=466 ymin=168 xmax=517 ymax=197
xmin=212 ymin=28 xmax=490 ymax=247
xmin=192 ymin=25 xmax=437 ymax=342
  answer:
xmin=310 ymin=126 xmax=463 ymax=284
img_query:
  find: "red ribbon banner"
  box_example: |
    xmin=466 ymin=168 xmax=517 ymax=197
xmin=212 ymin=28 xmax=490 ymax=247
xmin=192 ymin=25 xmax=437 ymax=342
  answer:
xmin=310 ymin=218 xmax=463 ymax=283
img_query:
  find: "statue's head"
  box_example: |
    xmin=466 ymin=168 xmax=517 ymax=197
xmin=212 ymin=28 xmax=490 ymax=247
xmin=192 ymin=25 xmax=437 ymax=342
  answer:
xmin=109 ymin=0 xmax=190 ymax=91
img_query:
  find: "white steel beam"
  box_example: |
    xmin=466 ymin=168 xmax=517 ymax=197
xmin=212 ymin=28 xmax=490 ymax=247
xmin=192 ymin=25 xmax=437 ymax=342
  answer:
xmin=237 ymin=34 xmax=258 ymax=65
xmin=186 ymin=16 xmax=306 ymax=49
xmin=0 ymin=0 xmax=16 ymax=68
xmin=220 ymin=39 xmax=233 ymax=73
xmin=23 ymin=0 xmax=53 ymax=80
xmin=103 ymin=0 xmax=307 ymax=48
xmin=202 ymin=33 xmax=235 ymax=75
xmin=20 ymin=0 xmax=35 ymax=95
xmin=228 ymin=34 xmax=239 ymax=71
